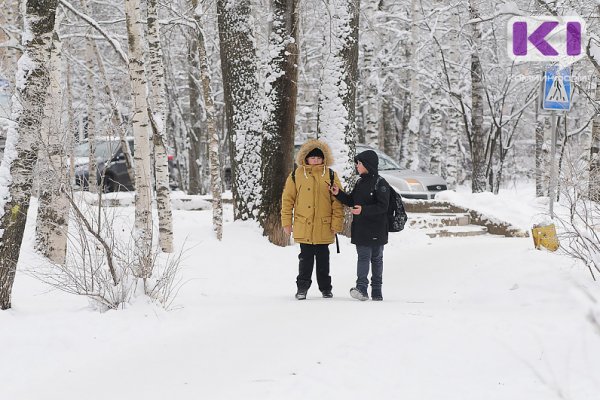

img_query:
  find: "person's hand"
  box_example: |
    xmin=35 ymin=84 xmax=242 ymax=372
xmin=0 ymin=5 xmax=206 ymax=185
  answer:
xmin=329 ymin=184 xmax=339 ymax=195
xmin=283 ymin=226 xmax=292 ymax=235
xmin=351 ymin=205 xmax=362 ymax=215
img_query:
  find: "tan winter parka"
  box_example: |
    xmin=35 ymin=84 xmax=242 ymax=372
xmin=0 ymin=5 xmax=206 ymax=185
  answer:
xmin=281 ymin=139 xmax=344 ymax=244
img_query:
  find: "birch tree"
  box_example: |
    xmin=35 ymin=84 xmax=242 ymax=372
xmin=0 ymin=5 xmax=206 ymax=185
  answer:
xmin=35 ymin=31 xmax=69 ymax=264
xmin=0 ymin=0 xmax=59 ymax=310
xmin=260 ymin=0 xmax=299 ymax=246
xmin=401 ymin=0 xmax=421 ymax=170
xmin=590 ymin=78 xmax=600 ymax=200
xmin=316 ymin=0 xmax=360 ymax=183
xmin=192 ymin=0 xmax=223 ymax=240
xmin=217 ymin=0 xmax=263 ymax=220
xmin=80 ymin=0 xmax=97 ymax=194
xmin=124 ymin=0 xmax=153 ymax=278
xmin=146 ymin=0 xmax=173 ymax=253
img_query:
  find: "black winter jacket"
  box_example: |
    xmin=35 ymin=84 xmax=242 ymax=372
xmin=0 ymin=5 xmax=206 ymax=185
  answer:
xmin=335 ymin=150 xmax=390 ymax=246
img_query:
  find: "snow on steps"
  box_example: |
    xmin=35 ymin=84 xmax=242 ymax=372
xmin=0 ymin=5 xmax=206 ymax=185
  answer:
xmin=404 ymin=199 xmax=528 ymax=238
xmin=407 ymin=212 xmax=489 ymax=238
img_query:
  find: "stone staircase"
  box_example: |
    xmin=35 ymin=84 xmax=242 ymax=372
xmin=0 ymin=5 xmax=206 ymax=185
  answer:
xmin=408 ymin=212 xmax=489 ymax=238
xmin=404 ymin=200 xmax=529 ymax=238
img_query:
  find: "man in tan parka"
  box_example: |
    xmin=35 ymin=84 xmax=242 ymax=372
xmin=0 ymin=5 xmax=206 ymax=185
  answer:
xmin=281 ymin=139 xmax=344 ymax=300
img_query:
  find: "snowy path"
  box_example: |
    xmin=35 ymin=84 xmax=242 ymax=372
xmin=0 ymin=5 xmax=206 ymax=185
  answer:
xmin=2 ymin=205 xmax=600 ymax=399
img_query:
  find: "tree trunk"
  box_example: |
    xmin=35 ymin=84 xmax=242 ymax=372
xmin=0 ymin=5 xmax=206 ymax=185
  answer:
xmin=192 ymin=0 xmax=223 ymax=240
xmin=259 ymin=0 xmax=299 ymax=246
xmin=35 ymin=32 xmax=69 ymax=264
xmin=125 ymin=0 xmax=153 ymax=278
xmin=381 ymin=96 xmax=399 ymax=162
xmin=316 ymin=0 xmax=360 ymax=184
xmin=468 ymin=0 xmax=487 ymax=193
xmin=187 ymin=40 xmax=203 ymax=195
xmin=0 ymin=0 xmax=58 ymax=310
xmin=590 ymin=78 xmax=600 ymax=200
xmin=217 ymin=0 xmax=263 ymax=220
xmin=147 ymin=0 xmax=173 ymax=253
xmin=402 ymin=0 xmax=421 ymax=170
xmin=535 ymin=99 xmax=546 ymax=197
xmin=81 ymin=0 xmax=97 ymax=194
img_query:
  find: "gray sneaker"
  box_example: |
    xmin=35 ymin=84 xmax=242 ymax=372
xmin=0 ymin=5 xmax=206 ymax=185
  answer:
xmin=295 ymin=290 xmax=307 ymax=300
xmin=350 ymin=287 xmax=368 ymax=301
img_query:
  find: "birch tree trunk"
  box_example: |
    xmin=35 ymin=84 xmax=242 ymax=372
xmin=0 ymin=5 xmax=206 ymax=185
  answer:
xmin=81 ymin=0 xmax=97 ymax=194
xmin=535 ymin=99 xmax=546 ymax=197
xmin=590 ymin=78 xmax=600 ymax=200
xmin=401 ymin=0 xmax=421 ymax=170
xmin=0 ymin=0 xmax=58 ymax=310
xmin=125 ymin=0 xmax=153 ymax=278
xmin=381 ymin=96 xmax=399 ymax=162
xmin=35 ymin=32 xmax=69 ymax=264
xmin=260 ymin=0 xmax=298 ymax=246
xmin=147 ymin=0 xmax=173 ymax=253
xmin=217 ymin=0 xmax=263 ymax=220
xmin=192 ymin=0 xmax=223 ymax=240
xmin=468 ymin=0 xmax=487 ymax=193
xmin=187 ymin=41 xmax=202 ymax=195
xmin=316 ymin=0 xmax=360 ymax=184
xmin=429 ymin=81 xmax=444 ymax=176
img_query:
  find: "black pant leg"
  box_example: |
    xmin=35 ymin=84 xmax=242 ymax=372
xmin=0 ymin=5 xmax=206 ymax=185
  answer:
xmin=297 ymin=243 xmax=316 ymax=291
xmin=315 ymin=244 xmax=332 ymax=292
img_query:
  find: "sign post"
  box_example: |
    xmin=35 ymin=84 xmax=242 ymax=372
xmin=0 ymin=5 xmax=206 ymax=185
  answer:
xmin=541 ymin=66 xmax=571 ymax=218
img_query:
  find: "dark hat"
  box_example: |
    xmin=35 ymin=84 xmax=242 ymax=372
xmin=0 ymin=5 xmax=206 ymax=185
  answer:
xmin=355 ymin=150 xmax=379 ymax=174
xmin=306 ymin=147 xmax=324 ymax=159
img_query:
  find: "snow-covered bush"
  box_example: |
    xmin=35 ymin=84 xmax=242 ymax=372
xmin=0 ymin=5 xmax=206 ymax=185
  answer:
xmin=33 ymin=191 xmax=184 ymax=311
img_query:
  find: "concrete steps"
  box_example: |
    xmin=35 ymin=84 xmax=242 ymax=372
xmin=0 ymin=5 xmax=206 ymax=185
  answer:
xmin=407 ymin=211 xmax=490 ymax=238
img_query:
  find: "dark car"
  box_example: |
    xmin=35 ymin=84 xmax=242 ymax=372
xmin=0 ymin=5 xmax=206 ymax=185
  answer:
xmin=74 ymin=137 xmax=179 ymax=192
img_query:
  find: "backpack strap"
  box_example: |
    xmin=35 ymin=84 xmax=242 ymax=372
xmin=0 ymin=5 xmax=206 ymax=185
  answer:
xmin=291 ymin=168 xmax=296 ymax=184
xmin=329 ymin=168 xmax=334 ymax=186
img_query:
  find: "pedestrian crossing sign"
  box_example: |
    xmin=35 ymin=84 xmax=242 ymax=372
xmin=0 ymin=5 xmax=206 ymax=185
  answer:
xmin=542 ymin=66 xmax=572 ymax=111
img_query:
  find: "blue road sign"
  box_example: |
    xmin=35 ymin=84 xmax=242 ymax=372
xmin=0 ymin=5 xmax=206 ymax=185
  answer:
xmin=542 ymin=66 xmax=571 ymax=111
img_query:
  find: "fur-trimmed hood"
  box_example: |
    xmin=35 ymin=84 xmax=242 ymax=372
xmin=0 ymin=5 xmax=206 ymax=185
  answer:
xmin=296 ymin=139 xmax=334 ymax=166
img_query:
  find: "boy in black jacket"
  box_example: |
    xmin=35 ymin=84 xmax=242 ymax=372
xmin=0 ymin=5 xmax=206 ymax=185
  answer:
xmin=330 ymin=150 xmax=390 ymax=301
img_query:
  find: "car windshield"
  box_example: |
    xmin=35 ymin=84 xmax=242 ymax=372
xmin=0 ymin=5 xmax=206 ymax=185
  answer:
xmin=74 ymin=140 xmax=124 ymax=160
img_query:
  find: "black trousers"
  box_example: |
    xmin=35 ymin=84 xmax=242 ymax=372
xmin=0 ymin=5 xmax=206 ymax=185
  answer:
xmin=297 ymin=243 xmax=331 ymax=292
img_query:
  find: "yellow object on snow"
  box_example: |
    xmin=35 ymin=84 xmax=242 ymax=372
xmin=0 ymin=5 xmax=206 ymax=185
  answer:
xmin=531 ymin=224 xmax=559 ymax=252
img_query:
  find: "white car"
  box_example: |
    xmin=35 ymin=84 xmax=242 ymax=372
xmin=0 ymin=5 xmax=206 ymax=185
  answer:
xmin=356 ymin=144 xmax=448 ymax=200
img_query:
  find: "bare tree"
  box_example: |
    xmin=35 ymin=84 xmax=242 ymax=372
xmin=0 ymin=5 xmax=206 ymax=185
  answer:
xmin=468 ymin=0 xmax=486 ymax=193
xmin=147 ymin=0 xmax=174 ymax=253
xmin=0 ymin=0 xmax=59 ymax=310
xmin=217 ymin=0 xmax=263 ymax=220
xmin=124 ymin=0 xmax=153 ymax=278
xmin=316 ymin=0 xmax=359 ymax=183
xmin=259 ymin=0 xmax=299 ymax=246
xmin=192 ymin=0 xmax=223 ymax=240
xmin=35 ymin=31 xmax=69 ymax=264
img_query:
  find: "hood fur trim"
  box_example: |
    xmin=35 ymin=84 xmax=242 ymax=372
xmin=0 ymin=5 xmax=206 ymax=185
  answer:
xmin=296 ymin=139 xmax=334 ymax=166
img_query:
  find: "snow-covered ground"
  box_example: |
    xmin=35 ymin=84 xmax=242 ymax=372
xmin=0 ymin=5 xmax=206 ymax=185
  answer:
xmin=2 ymin=182 xmax=600 ymax=400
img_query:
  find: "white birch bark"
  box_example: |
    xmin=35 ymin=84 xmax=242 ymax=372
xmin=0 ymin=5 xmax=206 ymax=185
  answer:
xmin=35 ymin=32 xmax=69 ymax=264
xmin=316 ymin=0 xmax=360 ymax=184
xmin=125 ymin=0 xmax=153 ymax=278
xmin=590 ymin=78 xmax=600 ymax=200
xmin=147 ymin=0 xmax=173 ymax=253
xmin=0 ymin=0 xmax=58 ymax=309
xmin=193 ymin=1 xmax=223 ymax=240
xmin=80 ymin=0 xmax=97 ymax=194
xmin=401 ymin=0 xmax=421 ymax=170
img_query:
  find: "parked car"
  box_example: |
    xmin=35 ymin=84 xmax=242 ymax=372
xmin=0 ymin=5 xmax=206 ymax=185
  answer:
xmin=293 ymin=142 xmax=448 ymax=200
xmin=74 ymin=137 xmax=179 ymax=192
xmin=356 ymin=144 xmax=448 ymax=200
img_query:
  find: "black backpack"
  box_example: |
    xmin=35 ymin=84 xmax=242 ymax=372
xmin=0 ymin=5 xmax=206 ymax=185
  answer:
xmin=374 ymin=176 xmax=408 ymax=232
